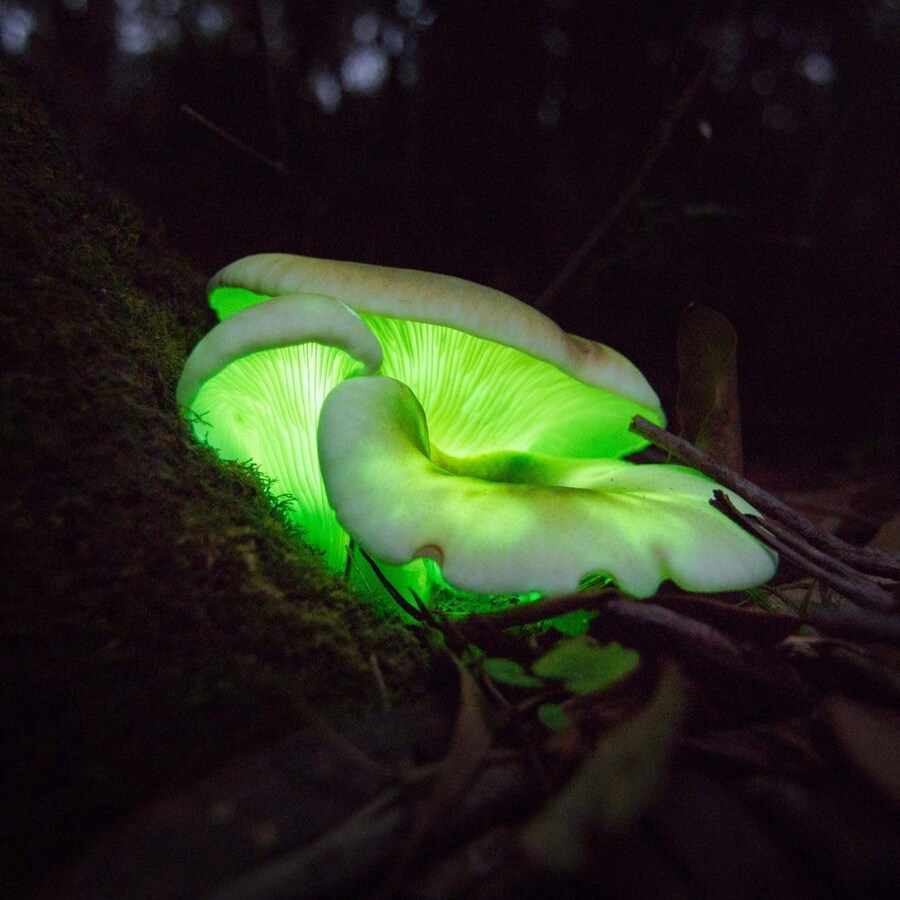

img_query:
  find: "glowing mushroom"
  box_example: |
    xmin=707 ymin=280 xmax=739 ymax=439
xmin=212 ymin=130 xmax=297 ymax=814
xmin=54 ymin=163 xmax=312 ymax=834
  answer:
xmin=178 ymin=253 xmax=775 ymax=601
xmin=318 ymin=376 xmax=776 ymax=598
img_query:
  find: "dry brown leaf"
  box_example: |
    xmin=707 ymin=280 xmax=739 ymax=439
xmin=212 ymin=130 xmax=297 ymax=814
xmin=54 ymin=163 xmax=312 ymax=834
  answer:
xmin=38 ymin=705 xmax=451 ymax=900
xmin=519 ymin=667 xmax=686 ymax=873
xmin=653 ymin=770 xmax=810 ymax=899
xmin=869 ymin=510 xmax=900 ymax=556
xmin=374 ymin=657 xmax=494 ymax=897
xmin=676 ymin=303 xmax=744 ymax=473
xmin=825 ymin=694 xmax=900 ymax=805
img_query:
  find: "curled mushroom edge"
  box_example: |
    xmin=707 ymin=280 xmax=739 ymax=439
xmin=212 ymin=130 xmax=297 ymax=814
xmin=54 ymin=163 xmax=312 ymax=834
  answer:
xmin=177 ymin=254 xmax=777 ymax=607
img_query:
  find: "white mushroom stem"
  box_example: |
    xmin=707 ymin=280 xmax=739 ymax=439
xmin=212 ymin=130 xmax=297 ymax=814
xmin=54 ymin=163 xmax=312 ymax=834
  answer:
xmin=318 ymin=376 xmax=778 ymax=599
xmin=176 ymin=294 xmax=383 ymax=410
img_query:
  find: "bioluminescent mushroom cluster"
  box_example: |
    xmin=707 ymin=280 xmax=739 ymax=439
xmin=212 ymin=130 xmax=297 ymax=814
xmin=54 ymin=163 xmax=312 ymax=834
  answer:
xmin=177 ymin=254 xmax=776 ymax=602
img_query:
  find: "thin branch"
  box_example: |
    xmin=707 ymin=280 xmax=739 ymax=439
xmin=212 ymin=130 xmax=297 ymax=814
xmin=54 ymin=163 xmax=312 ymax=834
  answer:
xmin=458 ymin=585 xmax=900 ymax=646
xmin=462 ymin=591 xmax=747 ymax=661
xmin=180 ymin=104 xmax=289 ymax=177
xmin=536 ymin=59 xmax=711 ymax=312
xmin=710 ymin=491 xmax=895 ymax=611
xmin=461 ymin=589 xmax=617 ymax=630
xmin=631 ymin=415 xmax=900 ymax=579
xmin=357 ymin=546 xmax=427 ymax=622
xmin=760 ymin=514 xmax=885 ymax=584
xmin=807 ymin=604 xmax=900 ymax=645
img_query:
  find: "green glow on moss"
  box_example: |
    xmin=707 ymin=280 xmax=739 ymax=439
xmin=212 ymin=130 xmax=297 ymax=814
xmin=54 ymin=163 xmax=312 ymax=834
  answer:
xmin=191 ymin=341 xmax=358 ymax=570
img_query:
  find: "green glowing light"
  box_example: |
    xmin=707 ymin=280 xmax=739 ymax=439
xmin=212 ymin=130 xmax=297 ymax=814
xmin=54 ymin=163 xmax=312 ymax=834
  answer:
xmin=209 ymin=285 xmax=268 ymax=320
xmin=191 ymin=341 xmax=360 ymax=571
xmin=179 ymin=257 xmax=776 ymax=604
xmin=318 ymin=376 xmax=776 ymax=597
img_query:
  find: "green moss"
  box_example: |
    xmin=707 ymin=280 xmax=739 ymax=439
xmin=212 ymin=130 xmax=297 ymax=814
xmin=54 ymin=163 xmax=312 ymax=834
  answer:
xmin=0 ymin=73 xmax=430 ymax=894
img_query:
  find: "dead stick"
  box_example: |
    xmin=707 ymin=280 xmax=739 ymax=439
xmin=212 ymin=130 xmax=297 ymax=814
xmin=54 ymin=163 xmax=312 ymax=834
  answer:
xmin=631 ymin=415 xmax=900 ymax=579
xmin=807 ymin=604 xmax=900 ymax=644
xmin=461 ymin=589 xmax=617 ymax=630
xmin=760 ymin=514 xmax=887 ymax=584
xmin=710 ymin=491 xmax=895 ymax=611
xmin=536 ymin=59 xmax=711 ymax=311
xmin=181 ymin=104 xmax=288 ymax=176
xmin=460 ymin=586 xmax=900 ymax=646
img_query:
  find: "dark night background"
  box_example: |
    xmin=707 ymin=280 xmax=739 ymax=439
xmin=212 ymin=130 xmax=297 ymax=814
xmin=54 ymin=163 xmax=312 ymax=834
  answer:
xmin=3 ymin=3 xmax=900 ymax=896
xmin=3 ymin=0 xmax=899 ymax=467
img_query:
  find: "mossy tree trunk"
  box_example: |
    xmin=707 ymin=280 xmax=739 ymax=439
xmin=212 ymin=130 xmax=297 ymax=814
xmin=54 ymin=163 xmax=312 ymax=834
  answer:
xmin=0 ymin=73 xmax=428 ymax=895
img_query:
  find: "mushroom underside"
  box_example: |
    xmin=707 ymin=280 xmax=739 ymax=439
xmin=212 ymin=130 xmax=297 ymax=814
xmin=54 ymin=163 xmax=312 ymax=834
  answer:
xmin=318 ymin=376 xmax=778 ymax=599
xmin=181 ymin=298 xmax=666 ymax=586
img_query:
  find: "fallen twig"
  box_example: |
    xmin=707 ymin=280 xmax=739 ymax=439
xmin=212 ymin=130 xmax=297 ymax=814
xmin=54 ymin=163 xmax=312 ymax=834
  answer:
xmin=807 ymin=603 xmax=900 ymax=645
xmin=536 ymin=59 xmax=711 ymax=311
xmin=631 ymin=415 xmax=900 ymax=579
xmin=180 ymin=104 xmax=289 ymax=177
xmin=458 ymin=583 xmax=900 ymax=646
xmin=710 ymin=491 xmax=895 ymax=612
xmin=458 ymin=588 xmax=616 ymax=630
xmin=758 ymin=514 xmax=875 ymax=584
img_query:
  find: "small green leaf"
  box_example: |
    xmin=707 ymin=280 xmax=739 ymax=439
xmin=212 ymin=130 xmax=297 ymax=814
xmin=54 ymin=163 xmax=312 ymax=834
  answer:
xmin=533 ymin=637 xmax=640 ymax=694
xmin=460 ymin=643 xmax=485 ymax=667
xmin=483 ymin=657 xmax=544 ymax=688
xmin=538 ymin=703 xmax=570 ymax=733
xmin=544 ymin=610 xmax=598 ymax=637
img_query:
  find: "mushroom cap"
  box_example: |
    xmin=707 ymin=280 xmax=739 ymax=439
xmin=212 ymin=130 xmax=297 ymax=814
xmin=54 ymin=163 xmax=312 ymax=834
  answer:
xmin=318 ymin=376 xmax=778 ymax=598
xmin=176 ymin=294 xmax=382 ymax=410
xmin=208 ymin=253 xmax=661 ymax=412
